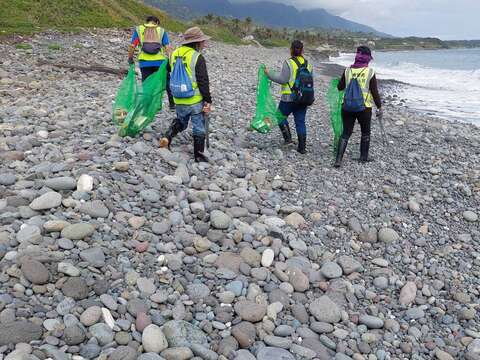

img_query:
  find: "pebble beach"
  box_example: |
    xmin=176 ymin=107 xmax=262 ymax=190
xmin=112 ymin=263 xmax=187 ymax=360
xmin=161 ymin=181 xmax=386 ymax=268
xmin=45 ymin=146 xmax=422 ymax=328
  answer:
xmin=0 ymin=30 xmax=480 ymax=360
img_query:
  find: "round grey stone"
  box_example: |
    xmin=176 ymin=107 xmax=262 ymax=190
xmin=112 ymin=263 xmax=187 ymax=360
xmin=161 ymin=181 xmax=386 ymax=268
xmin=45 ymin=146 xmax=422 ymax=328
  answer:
xmin=463 ymin=211 xmax=478 ymax=222
xmin=309 ymin=296 xmax=341 ymax=323
xmin=0 ymin=321 xmax=43 ymax=345
xmin=21 ymin=259 xmax=49 ymax=285
xmin=80 ymin=247 xmax=105 ymax=267
xmin=62 ymin=277 xmax=89 ymax=300
xmin=359 ymin=315 xmax=384 ymax=329
xmin=256 ymin=347 xmax=295 ymax=360
xmin=58 ymin=237 xmax=75 ymax=250
xmin=0 ymin=173 xmax=16 ymax=186
xmin=63 ymin=325 xmax=86 ymax=345
xmin=61 ymin=223 xmax=95 ymax=240
xmin=186 ymin=283 xmax=211 ymax=302
xmin=16 ymin=225 xmax=42 ymax=244
xmin=89 ymin=323 xmax=114 ymax=345
xmin=108 ymin=346 xmax=137 ymax=360
xmin=320 ymin=261 xmax=343 ymax=279
xmin=162 ymin=320 xmax=208 ymax=348
xmin=210 ymin=210 xmax=232 ymax=229
xmin=44 ymin=177 xmax=76 ymax=191
xmin=29 ymin=191 xmax=62 ymax=211
xmin=80 ymin=343 xmax=101 ymax=359
xmin=137 ymin=354 xmax=164 ymax=360
xmin=373 ymin=276 xmax=389 ymax=289
xmin=378 ymin=228 xmax=400 ymax=243
xmin=140 ymin=189 xmax=161 ymax=202
xmin=152 ymin=221 xmax=171 ymax=235
xmin=79 ymin=200 xmax=109 ymax=218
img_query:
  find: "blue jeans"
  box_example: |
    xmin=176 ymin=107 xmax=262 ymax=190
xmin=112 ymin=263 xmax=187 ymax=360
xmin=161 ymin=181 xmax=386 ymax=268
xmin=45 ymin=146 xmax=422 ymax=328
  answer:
xmin=176 ymin=102 xmax=205 ymax=136
xmin=278 ymin=101 xmax=307 ymax=136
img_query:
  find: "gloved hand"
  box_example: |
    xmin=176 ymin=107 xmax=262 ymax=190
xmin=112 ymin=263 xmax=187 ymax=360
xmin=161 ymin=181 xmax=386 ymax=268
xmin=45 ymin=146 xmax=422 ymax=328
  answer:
xmin=202 ymin=103 xmax=212 ymax=114
xmin=376 ymin=108 xmax=383 ymax=119
xmin=128 ymin=57 xmax=134 ymax=65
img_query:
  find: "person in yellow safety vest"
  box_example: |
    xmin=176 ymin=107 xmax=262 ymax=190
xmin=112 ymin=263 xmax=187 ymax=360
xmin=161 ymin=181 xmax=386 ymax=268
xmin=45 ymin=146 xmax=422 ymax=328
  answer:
xmin=334 ymin=46 xmax=382 ymax=167
xmin=264 ymin=40 xmax=313 ymax=154
xmin=128 ymin=15 xmax=175 ymax=110
xmin=159 ymin=27 xmax=212 ymax=163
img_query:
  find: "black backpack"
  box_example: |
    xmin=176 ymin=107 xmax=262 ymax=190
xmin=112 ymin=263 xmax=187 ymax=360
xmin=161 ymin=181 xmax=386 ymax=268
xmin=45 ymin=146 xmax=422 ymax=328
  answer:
xmin=290 ymin=58 xmax=315 ymax=106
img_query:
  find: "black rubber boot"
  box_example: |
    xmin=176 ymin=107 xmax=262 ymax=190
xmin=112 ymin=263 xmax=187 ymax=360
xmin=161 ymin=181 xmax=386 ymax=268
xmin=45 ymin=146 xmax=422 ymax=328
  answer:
xmin=193 ymin=135 xmax=208 ymax=163
xmin=168 ymin=96 xmax=176 ymax=111
xmin=160 ymin=118 xmax=182 ymax=148
xmin=359 ymin=135 xmax=371 ymax=162
xmin=334 ymin=138 xmax=349 ymax=168
xmin=166 ymin=77 xmax=175 ymax=110
xmin=279 ymin=123 xmax=293 ymax=144
xmin=297 ymin=134 xmax=307 ymax=154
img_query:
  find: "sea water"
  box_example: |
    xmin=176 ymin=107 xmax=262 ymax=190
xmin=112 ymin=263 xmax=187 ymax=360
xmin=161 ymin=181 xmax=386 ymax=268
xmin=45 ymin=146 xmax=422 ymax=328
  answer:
xmin=330 ymin=48 xmax=480 ymax=124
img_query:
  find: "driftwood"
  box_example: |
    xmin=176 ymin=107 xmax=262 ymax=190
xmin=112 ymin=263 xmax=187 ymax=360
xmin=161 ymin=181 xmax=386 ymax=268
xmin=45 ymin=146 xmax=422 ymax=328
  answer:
xmin=37 ymin=59 xmax=128 ymax=76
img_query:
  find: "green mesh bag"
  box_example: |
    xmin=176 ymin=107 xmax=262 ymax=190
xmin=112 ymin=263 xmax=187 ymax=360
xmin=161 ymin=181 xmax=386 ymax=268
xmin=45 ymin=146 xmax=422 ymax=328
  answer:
xmin=117 ymin=62 xmax=168 ymax=137
xmin=327 ymin=78 xmax=344 ymax=154
xmin=251 ymin=64 xmax=286 ymax=134
xmin=112 ymin=64 xmax=137 ymax=128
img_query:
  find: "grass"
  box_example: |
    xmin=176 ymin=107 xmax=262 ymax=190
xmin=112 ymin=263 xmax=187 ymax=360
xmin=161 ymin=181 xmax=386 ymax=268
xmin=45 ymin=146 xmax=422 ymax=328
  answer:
xmin=15 ymin=43 xmax=32 ymax=50
xmin=48 ymin=44 xmax=62 ymax=50
xmin=199 ymin=25 xmax=243 ymax=45
xmin=0 ymin=0 xmax=186 ymax=36
xmin=259 ymin=38 xmax=290 ymax=48
xmin=0 ymin=0 xmax=283 ymax=47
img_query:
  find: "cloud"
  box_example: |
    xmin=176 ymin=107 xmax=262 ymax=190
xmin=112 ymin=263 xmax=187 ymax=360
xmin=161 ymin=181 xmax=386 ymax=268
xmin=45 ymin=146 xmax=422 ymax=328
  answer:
xmin=230 ymin=0 xmax=480 ymax=39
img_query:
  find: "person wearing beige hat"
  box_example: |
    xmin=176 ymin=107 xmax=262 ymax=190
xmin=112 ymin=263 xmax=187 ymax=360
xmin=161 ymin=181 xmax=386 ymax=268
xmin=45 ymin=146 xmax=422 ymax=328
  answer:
xmin=160 ymin=27 xmax=212 ymax=163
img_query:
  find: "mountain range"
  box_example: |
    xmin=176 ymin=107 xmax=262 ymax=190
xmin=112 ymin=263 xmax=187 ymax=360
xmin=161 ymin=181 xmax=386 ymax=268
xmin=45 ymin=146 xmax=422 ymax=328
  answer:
xmin=145 ymin=0 xmax=387 ymax=36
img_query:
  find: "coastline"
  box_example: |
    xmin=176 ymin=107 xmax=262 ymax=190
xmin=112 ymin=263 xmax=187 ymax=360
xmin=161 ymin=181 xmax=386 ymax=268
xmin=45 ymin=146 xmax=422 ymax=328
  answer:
xmin=320 ymin=60 xmax=480 ymax=128
xmin=0 ymin=30 xmax=480 ymax=360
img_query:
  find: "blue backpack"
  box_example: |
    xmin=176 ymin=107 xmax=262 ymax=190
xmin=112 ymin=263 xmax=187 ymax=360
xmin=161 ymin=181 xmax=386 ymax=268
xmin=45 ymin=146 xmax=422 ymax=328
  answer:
xmin=290 ymin=58 xmax=315 ymax=106
xmin=343 ymin=68 xmax=367 ymax=112
xmin=170 ymin=52 xmax=195 ymax=99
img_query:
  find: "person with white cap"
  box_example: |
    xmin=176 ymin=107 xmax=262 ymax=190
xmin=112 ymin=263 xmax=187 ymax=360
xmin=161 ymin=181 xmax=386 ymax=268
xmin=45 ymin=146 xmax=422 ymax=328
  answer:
xmin=160 ymin=27 xmax=212 ymax=163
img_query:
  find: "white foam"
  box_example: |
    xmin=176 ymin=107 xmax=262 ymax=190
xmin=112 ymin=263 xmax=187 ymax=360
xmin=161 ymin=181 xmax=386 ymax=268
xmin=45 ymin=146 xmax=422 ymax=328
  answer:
xmin=329 ymin=52 xmax=480 ymax=124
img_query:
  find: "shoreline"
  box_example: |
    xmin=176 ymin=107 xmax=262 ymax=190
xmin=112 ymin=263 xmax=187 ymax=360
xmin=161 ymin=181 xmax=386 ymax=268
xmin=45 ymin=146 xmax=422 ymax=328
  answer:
xmin=1 ymin=30 xmax=480 ymax=360
xmin=320 ymin=61 xmax=480 ymax=128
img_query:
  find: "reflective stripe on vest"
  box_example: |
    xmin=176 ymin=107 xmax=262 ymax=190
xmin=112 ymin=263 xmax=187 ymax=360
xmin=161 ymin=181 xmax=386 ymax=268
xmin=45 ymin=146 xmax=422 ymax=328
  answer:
xmin=345 ymin=67 xmax=375 ymax=108
xmin=281 ymin=57 xmax=313 ymax=95
xmin=170 ymin=46 xmax=203 ymax=105
xmin=137 ymin=24 xmax=166 ymax=61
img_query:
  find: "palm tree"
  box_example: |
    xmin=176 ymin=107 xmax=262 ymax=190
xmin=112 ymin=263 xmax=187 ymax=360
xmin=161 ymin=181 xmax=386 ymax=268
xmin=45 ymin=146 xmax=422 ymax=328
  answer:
xmin=233 ymin=18 xmax=241 ymax=32
xmin=245 ymin=17 xmax=252 ymax=34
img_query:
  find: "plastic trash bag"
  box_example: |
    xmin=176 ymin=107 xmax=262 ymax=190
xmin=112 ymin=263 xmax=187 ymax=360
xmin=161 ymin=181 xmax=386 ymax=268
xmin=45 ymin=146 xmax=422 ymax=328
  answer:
xmin=112 ymin=64 xmax=137 ymax=128
xmin=327 ymin=78 xmax=344 ymax=154
xmin=115 ymin=62 xmax=167 ymax=137
xmin=251 ymin=64 xmax=285 ymax=134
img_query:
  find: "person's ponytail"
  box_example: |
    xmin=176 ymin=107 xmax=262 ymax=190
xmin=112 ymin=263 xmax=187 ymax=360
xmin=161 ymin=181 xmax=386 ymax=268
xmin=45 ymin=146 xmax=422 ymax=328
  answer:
xmin=291 ymin=40 xmax=304 ymax=57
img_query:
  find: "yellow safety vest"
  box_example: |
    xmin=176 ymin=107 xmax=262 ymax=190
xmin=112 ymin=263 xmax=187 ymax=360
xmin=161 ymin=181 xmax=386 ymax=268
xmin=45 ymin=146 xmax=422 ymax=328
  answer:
xmin=345 ymin=67 xmax=375 ymax=108
xmin=170 ymin=46 xmax=203 ymax=105
xmin=137 ymin=24 xmax=166 ymax=61
xmin=281 ymin=56 xmax=313 ymax=95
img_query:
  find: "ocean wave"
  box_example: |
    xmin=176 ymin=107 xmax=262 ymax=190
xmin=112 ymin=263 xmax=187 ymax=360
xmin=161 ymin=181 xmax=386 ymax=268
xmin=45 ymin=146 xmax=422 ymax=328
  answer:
xmin=330 ymin=53 xmax=480 ymax=91
xmin=329 ymin=52 xmax=480 ymax=123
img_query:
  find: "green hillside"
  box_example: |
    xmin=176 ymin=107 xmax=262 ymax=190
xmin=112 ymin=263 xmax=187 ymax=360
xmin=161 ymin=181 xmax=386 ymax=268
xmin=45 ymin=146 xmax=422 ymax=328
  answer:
xmin=0 ymin=0 xmax=186 ymax=35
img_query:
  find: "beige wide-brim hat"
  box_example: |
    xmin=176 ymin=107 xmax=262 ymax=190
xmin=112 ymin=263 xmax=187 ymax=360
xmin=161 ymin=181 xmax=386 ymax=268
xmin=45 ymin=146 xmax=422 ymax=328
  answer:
xmin=180 ymin=27 xmax=211 ymax=45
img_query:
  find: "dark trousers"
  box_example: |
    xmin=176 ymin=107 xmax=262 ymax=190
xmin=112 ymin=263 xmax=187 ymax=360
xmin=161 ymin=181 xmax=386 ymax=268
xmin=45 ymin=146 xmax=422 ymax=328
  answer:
xmin=278 ymin=101 xmax=307 ymax=136
xmin=140 ymin=66 xmax=174 ymax=106
xmin=341 ymin=108 xmax=372 ymax=139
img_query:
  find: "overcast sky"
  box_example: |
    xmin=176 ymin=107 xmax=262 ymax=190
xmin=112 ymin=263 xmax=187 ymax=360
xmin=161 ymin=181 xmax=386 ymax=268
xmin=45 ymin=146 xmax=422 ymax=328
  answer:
xmin=231 ymin=0 xmax=480 ymax=40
